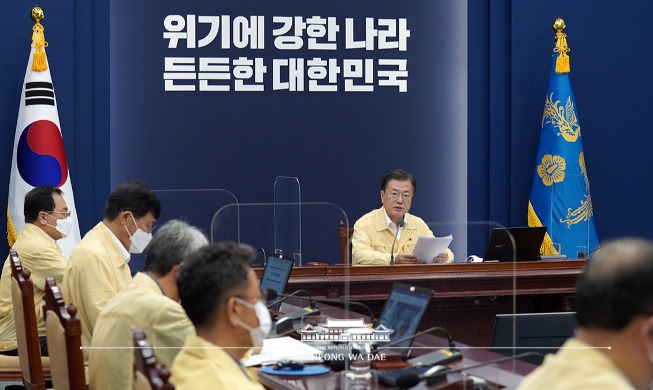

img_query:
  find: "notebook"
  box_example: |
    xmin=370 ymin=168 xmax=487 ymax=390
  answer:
xmin=259 ymin=253 xmax=295 ymax=311
xmin=377 ymin=282 xmax=433 ymax=357
xmin=482 ymin=226 xmax=547 ymax=262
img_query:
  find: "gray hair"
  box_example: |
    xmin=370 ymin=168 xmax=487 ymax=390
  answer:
xmin=144 ymin=219 xmax=208 ymax=276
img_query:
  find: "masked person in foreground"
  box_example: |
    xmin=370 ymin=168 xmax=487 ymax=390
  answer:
xmin=171 ymin=242 xmax=270 ymax=389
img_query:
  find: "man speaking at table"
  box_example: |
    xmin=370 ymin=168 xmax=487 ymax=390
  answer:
xmin=352 ymin=169 xmax=453 ymax=265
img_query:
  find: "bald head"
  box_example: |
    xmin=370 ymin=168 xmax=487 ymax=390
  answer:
xmin=576 ymin=238 xmax=653 ymax=331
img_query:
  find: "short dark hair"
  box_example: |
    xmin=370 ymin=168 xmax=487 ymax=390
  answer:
xmin=575 ymin=238 xmax=653 ymax=331
xmin=144 ymin=220 xmax=208 ymax=276
xmin=177 ymin=242 xmax=255 ymax=330
xmin=103 ymin=181 xmax=161 ymax=221
xmin=381 ymin=169 xmax=417 ymax=193
xmin=24 ymin=185 xmax=63 ymax=223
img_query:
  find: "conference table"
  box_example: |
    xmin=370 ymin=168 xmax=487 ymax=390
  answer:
xmin=258 ymin=300 xmax=538 ymax=389
xmin=255 ymin=260 xmax=586 ymax=347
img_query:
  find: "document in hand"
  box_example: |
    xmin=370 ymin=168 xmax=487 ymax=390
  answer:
xmin=412 ymin=235 xmax=453 ymax=263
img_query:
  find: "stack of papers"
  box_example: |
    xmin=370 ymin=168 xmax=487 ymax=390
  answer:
xmin=412 ymin=235 xmax=453 ymax=263
xmin=242 ymin=336 xmax=324 ymax=367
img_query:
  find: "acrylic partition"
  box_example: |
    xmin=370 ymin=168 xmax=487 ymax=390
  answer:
xmin=549 ymin=173 xmax=596 ymax=259
xmin=211 ymin=201 xmax=357 ymax=317
xmin=152 ymin=188 xmax=239 ymax=235
xmin=273 ymin=176 xmax=301 ymax=265
xmin=211 ymin=201 xmax=351 ymax=267
xmin=425 ymin=220 xmax=581 ymax=373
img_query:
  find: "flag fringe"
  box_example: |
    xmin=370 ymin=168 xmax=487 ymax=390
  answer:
xmin=31 ymin=21 xmax=48 ymax=71
xmin=527 ymin=201 xmax=558 ymax=255
xmin=7 ymin=207 xmax=17 ymax=247
xmin=554 ymin=25 xmax=570 ymax=74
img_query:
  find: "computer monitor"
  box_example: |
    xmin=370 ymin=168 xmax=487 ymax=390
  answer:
xmin=259 ymin=253 xmax=294 ymax=311
xmin=378 ymin=282 xmax=433 ymax=357
xmin=483 ymin=226 xmax=547 ymax=262
xmin=491 ymin=312 xmax=577 ymax=365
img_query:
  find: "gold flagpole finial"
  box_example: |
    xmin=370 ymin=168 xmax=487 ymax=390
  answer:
xmin=31 ymin=6 xmax=45 ymax=22
xmin=31 ymin=6 xmax=48 ymax=72
xmin=552 ymin=18 xmax=570 ymax=74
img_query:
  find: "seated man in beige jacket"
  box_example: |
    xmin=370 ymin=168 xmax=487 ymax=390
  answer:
xmin=0 ymin=185 xmax=70 ymax=356
xmin=62 ymin=180 xmax=161 ymax=357
xmin=89 ymin=219 xmax=208 ymax=390
xmin=352 ymin=169 xmax=453 ymax=265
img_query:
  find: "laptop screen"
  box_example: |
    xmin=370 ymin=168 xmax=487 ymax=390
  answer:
xmin=491 ymin=312 xmax=576 ymax=364
xmin=378 ymin=283 xmax=433 ymax=355
xmin=259 ymin=253 xmax=294 ymax=305
xmin=483 ymin=226 xmax=547 ymax=262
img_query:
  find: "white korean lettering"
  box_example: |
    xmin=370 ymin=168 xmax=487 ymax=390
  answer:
xmin=163 ymin=15 xmax=196 ymax=49
xmin=164 ymin=57 xmax=196 ymax=91
xmin=306 ymin=16 xmax=339 ymax=50
xmin=377 ymin=18 xmax=410 ymax=51
xmin=307 ymin=58 xmax=340 ymax=92
xmin=233 ymin=57 xmax=267 ymax=91
xmin=198 ymin=57 xmax=231 ymax=91
xmin=273 ymin=16 xmax=306 ymax=50
xmin=343 ymin=59 xmax=374 ymax=92
xmin=273 ymin=58 xmax=305 ymax=91
xmin=377 ymin=59 xmax=407 ymax=92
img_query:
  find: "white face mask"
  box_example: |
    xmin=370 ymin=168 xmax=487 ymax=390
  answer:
xmin=236 ymin=298 xmax=272 ymax=348
xmin=124 ymin=212 xmax=153 ymax=254
xmin=44 ymin=214 xmax=74 ymax=239
xmin=54 ymin=217 xmax=74 ymax=239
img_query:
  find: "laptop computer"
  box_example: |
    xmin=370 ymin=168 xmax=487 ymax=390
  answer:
xmin=491 ymin=312 xmax=576 ymax=364
xmin=259 ymin=253 xmax=295 ymax=311
xmin=482 ymin=226 xmax=547 ymax=262
xmin=377 ymin=282 xmax=433 ymax=357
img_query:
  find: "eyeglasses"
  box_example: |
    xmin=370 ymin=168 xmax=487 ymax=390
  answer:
xmin=126 ymin=211 xmax=157 ymax=233
xmin=46 ymin=210 xmax=72 ymax=218
xmin=386 ymin=191 xmax=413 ymax=202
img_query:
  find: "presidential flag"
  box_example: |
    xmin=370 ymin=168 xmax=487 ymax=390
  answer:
xmin=7 ymin=10 xmax=81 ymax=257
xmin=527 ymin=19 xmax=599 ymax=259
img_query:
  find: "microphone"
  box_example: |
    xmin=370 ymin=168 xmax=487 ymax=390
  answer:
xmin=578 ymin=246 xmax=599 ymax=259
xmin=376 ymin=326 xmax=462 ymax=365
xmin=308 ymin=298 xmax=376 ymax=327
xmin=266 ymin=289 xmax=317 ymax=309
xmin=390 ymin=218 xmax=405 ymax=266
xmin=392 ymin=351 xmax=544 ymax=389
xmin=378 ymin=326 xmax=458 ymax=352
xmin=267 ymin=290 xmax=375 ymax=325
xmin=272 ymin=290 xmax=320 ymax=334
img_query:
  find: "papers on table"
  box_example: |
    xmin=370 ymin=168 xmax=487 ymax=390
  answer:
xmin=412 ymin=235 xmax=453 ymax=263
xmin=242 ymin=336 xmax=324 ymax=367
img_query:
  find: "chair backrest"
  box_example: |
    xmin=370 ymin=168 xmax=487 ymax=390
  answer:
xmin=43 ymin=276 xmax=85 ymax=390
xmin=9 ymin=249 xmax=46 ymax=390
xmin=338 ymin=220 xmax=354 ymax=264
xmin=133 ymin=328 xmax=174 ymax=390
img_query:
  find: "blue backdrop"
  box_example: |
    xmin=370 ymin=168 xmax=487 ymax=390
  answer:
xmin=108 ymin=0 xmax=468 ymax=265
